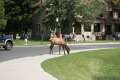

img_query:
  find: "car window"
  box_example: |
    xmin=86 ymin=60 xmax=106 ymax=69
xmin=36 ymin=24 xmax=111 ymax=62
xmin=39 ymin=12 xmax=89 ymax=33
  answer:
xmin=0 ymin=35 xmax=5 ymax=38
xmin=0 ymin=35 xmax=3 ymax=38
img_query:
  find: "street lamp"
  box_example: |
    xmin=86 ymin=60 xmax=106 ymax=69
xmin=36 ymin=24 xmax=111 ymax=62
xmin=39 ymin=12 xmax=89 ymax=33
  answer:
xmin=56 ymin=17 xmax=59 ymax=22
xmin=72 ymin=22 xmax=75 ymax=34
xmin=56 ymin=17 xmax=61 ymax=33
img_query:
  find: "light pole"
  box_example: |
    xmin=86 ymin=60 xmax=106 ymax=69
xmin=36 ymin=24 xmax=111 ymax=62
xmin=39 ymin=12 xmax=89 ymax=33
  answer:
xmin=56 ymin=17 xmax=59 ymax=23
xmin=56 ymin=17 xmax=61 ymax=33
xmin=72 ymin=22 xmax=75 ymax=34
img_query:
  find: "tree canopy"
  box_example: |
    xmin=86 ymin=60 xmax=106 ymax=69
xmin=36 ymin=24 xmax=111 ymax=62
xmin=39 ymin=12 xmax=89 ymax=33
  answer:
xmin=43 ymin=0 xmax=107 ymax=33
xmin=5 ymin=0 xmax=33 ymax=33
xmin=3 ymin=0 xmax=109 ymax=34
xmin=0 ymin=0 xmax=6 ymax=30
xmin=44 ymin=0 xmax=76 ymax=33
xmin=74 ymin=0 xmax=107 ymax=22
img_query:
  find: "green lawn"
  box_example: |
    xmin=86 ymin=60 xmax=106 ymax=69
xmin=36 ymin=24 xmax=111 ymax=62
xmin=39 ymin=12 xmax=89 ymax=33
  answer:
xmin=42 ymin=49 xmax=120 ymax=80
xmin=13 ymin=39 xmax=49 ymax=46
xmin=14 ymin=39 xmax=120 ymax=46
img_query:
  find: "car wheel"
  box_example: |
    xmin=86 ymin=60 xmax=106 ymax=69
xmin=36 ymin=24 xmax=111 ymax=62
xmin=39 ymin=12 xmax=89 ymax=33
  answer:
xmin=5 ymin=42 xmax=13 ymax=50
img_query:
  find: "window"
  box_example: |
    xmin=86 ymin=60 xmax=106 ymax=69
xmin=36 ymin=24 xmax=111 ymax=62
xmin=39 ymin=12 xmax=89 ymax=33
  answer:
xmin=84 ymin=24 xmax=91 ymax=31
xmin=94 ymin=23 xmax=100 ymax=32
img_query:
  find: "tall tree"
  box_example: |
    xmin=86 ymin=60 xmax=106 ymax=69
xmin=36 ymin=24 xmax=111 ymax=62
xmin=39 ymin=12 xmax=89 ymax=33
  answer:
xmin=44 ymin=0 xmax=76 ymax=33
xmin=75 ymin=0 xmax=107 ymax=22
xmin=0 ymin=0 xmax=6 ymax=30
xmin=5 ymin=0 xmax=32 ymax=33
xmin=44 ymin=0 xmax=107 ymax=33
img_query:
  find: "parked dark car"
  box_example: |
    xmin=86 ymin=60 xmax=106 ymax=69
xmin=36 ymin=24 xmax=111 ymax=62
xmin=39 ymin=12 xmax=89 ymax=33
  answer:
xmin=0 ymin=34 xmax=13 ymax=50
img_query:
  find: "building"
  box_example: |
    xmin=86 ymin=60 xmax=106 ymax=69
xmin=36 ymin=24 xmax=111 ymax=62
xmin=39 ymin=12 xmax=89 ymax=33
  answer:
xmin=32 ymin=0 xmax=120 ymax=40
xmin=31 ymin=0 xmax=48 ymax=40
xmin=73 ymin=0 xmax=120 ymax=41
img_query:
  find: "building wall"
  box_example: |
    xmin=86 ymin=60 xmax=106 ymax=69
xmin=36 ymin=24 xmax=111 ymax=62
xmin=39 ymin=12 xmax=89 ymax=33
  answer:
xmin=32 ymin=7 xmax=49 ymax=40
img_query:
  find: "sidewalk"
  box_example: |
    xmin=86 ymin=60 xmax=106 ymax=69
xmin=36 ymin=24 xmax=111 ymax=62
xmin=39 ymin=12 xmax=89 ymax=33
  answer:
xmin=0 ymin=48 xmax=110 ymax=80
xmin=0 ymin=54 xmax=60 ymax=80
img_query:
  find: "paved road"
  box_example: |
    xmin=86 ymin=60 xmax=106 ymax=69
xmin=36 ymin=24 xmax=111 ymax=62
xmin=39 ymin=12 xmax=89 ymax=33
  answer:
xmin=0 ymin=43 xmax=120 ymax=80
xmin=0 ymin=43 xmax=120 ymax=62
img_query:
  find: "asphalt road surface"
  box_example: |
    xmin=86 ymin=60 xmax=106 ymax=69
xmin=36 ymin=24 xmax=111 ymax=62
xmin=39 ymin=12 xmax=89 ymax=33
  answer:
xmin=0 ymin=44 xmax=120 ymax=62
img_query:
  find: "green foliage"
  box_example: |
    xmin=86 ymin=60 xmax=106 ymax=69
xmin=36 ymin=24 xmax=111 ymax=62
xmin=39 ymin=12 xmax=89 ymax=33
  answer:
xmin=0 ymin=0 xmax=6 ymax=30
xmin=44 ymin=0 xmax=76 ymax=33
xmin=75 ymin=0 xmax=107 ymax=22
xmin=4 ymin=0 xmax=108 ymax=33
xmin=44 ymin=0 xmax=107 ymax=33
xmin=5 ymin=0 xmax=33 ymax=33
